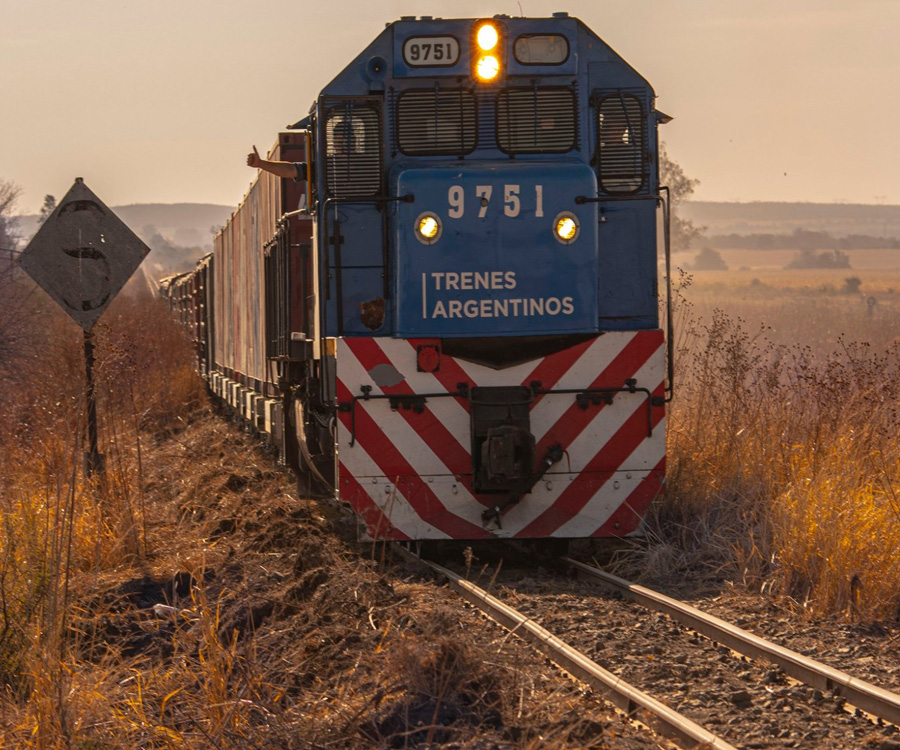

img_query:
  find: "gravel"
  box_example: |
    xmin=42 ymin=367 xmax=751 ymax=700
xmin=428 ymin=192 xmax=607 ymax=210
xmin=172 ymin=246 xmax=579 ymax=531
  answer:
xmin=467 ymin=564 xmax=900 ymax=749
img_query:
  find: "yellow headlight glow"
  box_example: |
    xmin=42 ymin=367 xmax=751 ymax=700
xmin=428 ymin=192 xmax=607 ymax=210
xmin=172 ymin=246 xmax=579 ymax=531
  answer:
xmin=414 ymin=212 xmax=442 ymax=245
xmin=419 ymin=216 xmax=439 ymax=239
xmin=553 ymin=212 xmax=580 ymax=244
xmin=473 ymin=20 xmax=502 ymax=82
xmin=477 ymin=23 xmax=499 ymax=51
xmin=476 ymin=54 xmax=500 ymax=81
xmin=557 ymin=218 xmax=577 ymax=240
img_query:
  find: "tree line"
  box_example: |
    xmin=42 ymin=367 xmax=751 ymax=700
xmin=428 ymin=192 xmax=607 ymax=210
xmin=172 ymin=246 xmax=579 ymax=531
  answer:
xmin=705 ymin=227 xmax=900 ymax=251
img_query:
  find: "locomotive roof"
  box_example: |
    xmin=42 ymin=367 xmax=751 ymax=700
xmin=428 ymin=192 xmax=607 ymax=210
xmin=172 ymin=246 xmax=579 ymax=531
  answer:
xmin=315 ymin=14 xmax=654 ymax=100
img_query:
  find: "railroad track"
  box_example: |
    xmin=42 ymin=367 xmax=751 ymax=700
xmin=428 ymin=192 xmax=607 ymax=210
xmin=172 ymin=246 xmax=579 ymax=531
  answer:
xmin=403 ymin=550 xmax=900 ymax=749
xmin=563 ymin=557 xmax=900 ymax=727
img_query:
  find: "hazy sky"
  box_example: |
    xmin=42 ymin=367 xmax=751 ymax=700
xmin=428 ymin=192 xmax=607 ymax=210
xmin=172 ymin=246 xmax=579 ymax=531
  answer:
xmin=3 ymin=0 xmax=899 ymax=214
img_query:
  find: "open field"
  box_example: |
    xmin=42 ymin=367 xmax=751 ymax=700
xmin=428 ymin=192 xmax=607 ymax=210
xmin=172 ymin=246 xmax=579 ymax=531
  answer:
xmin=680 ymin=201 xmax=900 ymax=239
xmin=674 ymin=246 xmax=900 ymax=274
xmin=671 ymin=262 xmax=900 ymax=350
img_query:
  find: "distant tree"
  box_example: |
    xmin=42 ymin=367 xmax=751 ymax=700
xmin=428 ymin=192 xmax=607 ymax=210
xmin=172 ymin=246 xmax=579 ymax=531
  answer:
xmin=843 ymin=277 xmax=862 ymax=294
xmin=141 ymin=226 xmax=206 ymax=275
xmin=0 ymin=180 xmax=21 ymax=252
xmin=659 ymin=143 xmax=703 ymax=251
xmin=0 ymin=181 xmax=21 ymax=281
xmin=38 ymin=194 xmax=57 ymax=224
xmin=690 ymin=247 xmax=728 ymax=271
xmin=709 ymin=230 xmax=900 ymax=251
xmin=785 ymin=249 xmax=851 ymax=270
xmin=790 ymin=227 xmax=836 ymax=250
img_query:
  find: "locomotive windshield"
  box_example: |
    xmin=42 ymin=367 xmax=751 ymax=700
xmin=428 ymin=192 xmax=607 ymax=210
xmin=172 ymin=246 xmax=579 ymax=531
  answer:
xmin=496 ymin=87 xmax=577 ymax=154
xmin=396 ymin=88 xmax=477 ymax=155
xmin=597 ymin=94 xmax=647 ymax=193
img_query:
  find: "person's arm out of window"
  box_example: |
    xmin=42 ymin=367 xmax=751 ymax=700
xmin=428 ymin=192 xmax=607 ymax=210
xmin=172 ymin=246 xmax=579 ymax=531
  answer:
xmin=247 ymin=145 xmax=305 ymax=180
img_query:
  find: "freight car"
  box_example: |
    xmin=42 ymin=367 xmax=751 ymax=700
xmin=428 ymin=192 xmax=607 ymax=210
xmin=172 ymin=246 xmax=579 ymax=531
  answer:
xmin=166 ymin=13 xmax=674 ymax=543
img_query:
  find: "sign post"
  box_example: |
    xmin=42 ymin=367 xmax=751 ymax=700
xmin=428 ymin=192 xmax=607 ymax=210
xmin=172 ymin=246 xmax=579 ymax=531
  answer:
xmin=18 ymin=178 xmax=150 ymax=479
xmin=83 ymin=331 xmax=102 ymax=476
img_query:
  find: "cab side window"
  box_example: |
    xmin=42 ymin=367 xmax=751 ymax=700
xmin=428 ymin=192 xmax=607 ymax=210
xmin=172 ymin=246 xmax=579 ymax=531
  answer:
xmin=323 ymin=102 xmax=382 ymax=198
xmin=597 ymin=94 xmax=646 ymax=194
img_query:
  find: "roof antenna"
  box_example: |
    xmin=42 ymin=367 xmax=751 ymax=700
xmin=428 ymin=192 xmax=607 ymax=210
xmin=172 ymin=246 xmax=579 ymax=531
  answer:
xmin=517 ymin=2 xmax=523 ymax=16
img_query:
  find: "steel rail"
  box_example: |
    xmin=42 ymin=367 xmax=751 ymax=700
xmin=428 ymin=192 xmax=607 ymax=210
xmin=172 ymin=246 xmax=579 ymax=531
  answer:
xmin=418 ymin=556 xmax=738 ymax=750
xmin=563 ymin=557 xmax=900 ymax=727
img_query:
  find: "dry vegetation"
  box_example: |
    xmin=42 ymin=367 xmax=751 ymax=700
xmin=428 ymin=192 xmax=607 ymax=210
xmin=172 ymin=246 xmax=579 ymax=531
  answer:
xmin=0 ymin=274 xmax=205 ymax=746
xmin=3 ymin=251 xmax=900 ymax=747
xmin=0 ymin=275 xmax=658 ymax=749
xmin=653 ymin=262 xmax=900 ymax=620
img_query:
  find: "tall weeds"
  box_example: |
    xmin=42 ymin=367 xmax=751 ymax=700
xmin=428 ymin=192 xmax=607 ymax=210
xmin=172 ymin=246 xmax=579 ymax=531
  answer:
xmin=0 ymin=276 xmax=204 ymax=746
xmin=662 ymin=273 xmax=900 ymax=619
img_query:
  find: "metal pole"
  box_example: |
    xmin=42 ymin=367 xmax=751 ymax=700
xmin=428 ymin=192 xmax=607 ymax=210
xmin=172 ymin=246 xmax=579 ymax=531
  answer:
xmin=83 ymin=329 xmax=104 ymax=478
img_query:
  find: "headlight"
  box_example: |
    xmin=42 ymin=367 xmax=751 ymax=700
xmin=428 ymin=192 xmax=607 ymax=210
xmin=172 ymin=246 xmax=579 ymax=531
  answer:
xmin=473 ymin=21 xmax=502 ymax=82
xmin=553 ymin=212 xmax=580 ymax=244
xmin=415 ymin=212 xmax=442 ymax=245
xmin=475 ymin=55 xmax=500 ymax=81
xmin=477 ymin=23 xmax=499 ymax=51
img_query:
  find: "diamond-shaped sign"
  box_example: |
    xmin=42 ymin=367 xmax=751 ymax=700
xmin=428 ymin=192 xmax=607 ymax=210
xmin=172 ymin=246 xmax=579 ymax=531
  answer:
xmin=18 ymin=178 xmax=150 ymax=331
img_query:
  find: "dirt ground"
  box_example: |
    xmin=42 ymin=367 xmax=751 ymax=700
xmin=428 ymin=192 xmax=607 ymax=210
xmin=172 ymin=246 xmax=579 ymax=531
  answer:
xmin=63 ymin=405 xmax=676 ymax=749
xmin=57 ymin=393 xmax=900 ymax=749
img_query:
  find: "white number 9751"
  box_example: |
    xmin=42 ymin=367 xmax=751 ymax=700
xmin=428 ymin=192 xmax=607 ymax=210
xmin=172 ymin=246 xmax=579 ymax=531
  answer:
xmin=403 ymin=36 xmax=459 ymax=66
xmin=446 ymin=184 xmax=544 ymax=219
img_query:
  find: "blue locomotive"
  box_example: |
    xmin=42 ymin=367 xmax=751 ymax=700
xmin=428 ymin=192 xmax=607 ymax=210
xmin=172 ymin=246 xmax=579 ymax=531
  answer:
xmin=167 ymin=14 xmax=673 ymax=541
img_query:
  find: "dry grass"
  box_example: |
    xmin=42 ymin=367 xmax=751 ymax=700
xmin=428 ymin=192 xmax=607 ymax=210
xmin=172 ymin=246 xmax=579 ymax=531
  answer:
xmin=0 ymin=276 xmax=206 ymax=747
xmin=0 ymin=278 xmax=650 ymax=749
xmin=653 ymin=265 xmax=900 ymax=620
xmin=6 ymin=252 xmax=900 ymax=746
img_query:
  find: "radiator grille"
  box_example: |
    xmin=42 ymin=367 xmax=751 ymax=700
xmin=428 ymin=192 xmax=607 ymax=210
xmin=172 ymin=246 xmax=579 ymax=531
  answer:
xmin=396 ymin=89 xmax=477 ymax=155
xmin=324 ymin=103 xmax=382 ymax=198
xmin=597 ymin=95 xmax=646 ymax=194
xmin=496 ymin=87 xmax=576 ymax=154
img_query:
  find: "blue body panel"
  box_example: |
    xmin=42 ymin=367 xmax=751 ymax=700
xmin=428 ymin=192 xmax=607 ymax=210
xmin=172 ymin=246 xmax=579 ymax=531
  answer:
xmin=315 ymin=15 xmax=663 ymax=340
xmin=598 ymin=200 xmax=659 ymax=329
xmin=322 ymin=204 xmax=386 ymax=336
xmin=393 ymin=163 xmax=598 ymax=337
